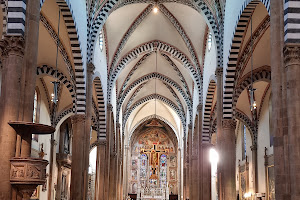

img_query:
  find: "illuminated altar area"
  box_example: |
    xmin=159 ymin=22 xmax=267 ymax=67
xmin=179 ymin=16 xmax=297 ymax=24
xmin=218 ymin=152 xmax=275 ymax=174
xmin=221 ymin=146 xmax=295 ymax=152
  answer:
xmin=126 ymin=119 xmax=179 ymax=200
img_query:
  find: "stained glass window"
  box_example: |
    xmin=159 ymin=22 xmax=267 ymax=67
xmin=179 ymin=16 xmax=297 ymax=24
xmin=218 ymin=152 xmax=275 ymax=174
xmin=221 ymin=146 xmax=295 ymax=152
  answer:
xmin=99 ymin=30 xmax=104 ymax=51
xmin=140 ymin=154 xmax=148 ymax=180
xmin=33 ymin=90 xmax=38 ymax=123
xmin=160 ymin=154 xmax=167 ymax=186
xmin=207 ymin=32 xmax=212 ymax=51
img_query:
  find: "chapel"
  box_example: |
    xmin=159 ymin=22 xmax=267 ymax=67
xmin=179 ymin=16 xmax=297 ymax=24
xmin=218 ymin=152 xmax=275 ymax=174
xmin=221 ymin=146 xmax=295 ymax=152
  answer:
xmin=0 ymin=0 xmax=298 ymax=200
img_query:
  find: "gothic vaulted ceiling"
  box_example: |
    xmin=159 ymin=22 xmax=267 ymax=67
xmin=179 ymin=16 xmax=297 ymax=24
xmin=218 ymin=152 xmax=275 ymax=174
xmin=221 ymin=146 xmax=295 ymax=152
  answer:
xmin=104 ymin=2 xmax=209 ymax=135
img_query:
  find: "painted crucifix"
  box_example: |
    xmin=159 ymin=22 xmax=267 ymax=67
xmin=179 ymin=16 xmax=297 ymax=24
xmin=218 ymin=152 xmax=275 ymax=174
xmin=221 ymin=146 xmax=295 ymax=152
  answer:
xmin=140 ymin=143 xmax=169 ymax=179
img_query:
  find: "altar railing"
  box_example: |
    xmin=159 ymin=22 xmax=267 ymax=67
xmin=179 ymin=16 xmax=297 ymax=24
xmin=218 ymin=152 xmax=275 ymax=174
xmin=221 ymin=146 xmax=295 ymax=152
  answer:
xmin=137 ymin=186 xmax=169 ymax=200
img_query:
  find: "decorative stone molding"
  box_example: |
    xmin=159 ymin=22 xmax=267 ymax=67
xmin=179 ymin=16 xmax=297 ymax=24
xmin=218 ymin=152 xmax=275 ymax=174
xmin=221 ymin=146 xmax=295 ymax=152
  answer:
xmin=0 ymin=36 xmax=25 ymax=58
xmin=222 ymin=119 xmax=236 ymax=129
xmin=283 ymin=44 xmax=300 ymax=67
xmin=71 ymin=114 xmax=86 ymax=125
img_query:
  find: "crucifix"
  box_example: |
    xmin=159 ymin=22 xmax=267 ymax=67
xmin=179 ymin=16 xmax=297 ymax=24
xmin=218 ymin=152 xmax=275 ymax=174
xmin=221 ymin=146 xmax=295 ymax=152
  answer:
xmin=140 ymin=143 xmax=169 ymax=179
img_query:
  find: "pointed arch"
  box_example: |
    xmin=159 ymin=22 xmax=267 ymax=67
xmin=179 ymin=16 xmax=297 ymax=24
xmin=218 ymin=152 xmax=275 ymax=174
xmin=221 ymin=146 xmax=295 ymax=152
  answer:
xmin=93 ymin=77 xmax=106 ymax=140
xmin=203 ymin=80 xmax=216 ymax=142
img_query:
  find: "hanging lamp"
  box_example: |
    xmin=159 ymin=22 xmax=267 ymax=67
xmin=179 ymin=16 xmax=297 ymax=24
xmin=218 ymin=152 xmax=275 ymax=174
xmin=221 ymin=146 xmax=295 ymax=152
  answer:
xmin=249 ymin=15 xmax=256 ymax=111
xmin=51 ymin=8 xmax=61 ymax=104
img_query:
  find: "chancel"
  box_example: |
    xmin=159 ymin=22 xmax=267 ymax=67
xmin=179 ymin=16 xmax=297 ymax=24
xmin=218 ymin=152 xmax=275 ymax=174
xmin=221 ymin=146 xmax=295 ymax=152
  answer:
xmin=0 ymin=0 xmax=298 ymax=200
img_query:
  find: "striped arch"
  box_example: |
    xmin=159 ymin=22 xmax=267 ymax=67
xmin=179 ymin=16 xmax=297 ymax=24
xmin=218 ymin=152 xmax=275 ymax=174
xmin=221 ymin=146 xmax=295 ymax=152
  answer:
xmin=232 ymin=68 xmax=271 ymax=116
xmin=54 ymin=107 xmax=74 ymax=126
xmin=223 ymin=0 xmax=269 ymax=119
xmin=108 ymin=40 xmax=200 ymax=103
xmin=235 ymin=109 xmax=256 ymax=144
xmin=122 ymin=94 xmax=186 ymax=131
xmin=117 ymin=72 xmax=192 ymax=115
xmin=88 ymin=0 xmax=222 ymax=68
xmin=128 ymin=114 xmax=179 ymax=144
xmin=93 ymin=77 xmax=106 ymax=140
xmin=284 ymin=1 xmax=300 ymax=43
xmin=54 ymin=0 xmax=85 ymax=114
xmin=37 ymin=65 xmax=76 ymax=109
xmin=203 ymin=80 xmax=216 ymax=142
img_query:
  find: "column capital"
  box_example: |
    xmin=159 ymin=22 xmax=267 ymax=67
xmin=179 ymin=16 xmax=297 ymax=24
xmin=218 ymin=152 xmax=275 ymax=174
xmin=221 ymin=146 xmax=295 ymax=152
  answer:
xmin=116 ymin=122 xmax=121 ymax=128
xmin=197 ymin=103 xmax=203 ymax=112
xmin=250 ymin=144 xmax=257 ymax=151
xmin=71 ymin=114 xmax=86 ymax=125
xmin=215 ymin=67 xmax=223 ymax=78
xmin=188 ymin=123 xmax=193 ymax=130
xmin=222 ymin=119 xmax=236 ymax=129
xmin=283 ymin=44 xmax=300 ymax=66
xmin=107 ymin=103 xmax=113 ymax=111
xmin=97 ymin=139 xmax=107 ymax=146
xmin=87 ymin=62 xmax=95 ymax=74
xmin=0 ymin=36 xmax=25 ymax=58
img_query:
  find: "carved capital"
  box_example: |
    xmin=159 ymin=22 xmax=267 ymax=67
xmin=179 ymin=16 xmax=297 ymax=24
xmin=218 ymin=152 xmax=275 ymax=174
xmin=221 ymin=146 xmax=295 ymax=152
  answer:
xmin=188 ymin=123 xmax=193 ymax=130
xmin=116 ymin=122 xmax=121 ymax=128
xmin=98 ymin=139 xmax=107 ymax=145
xmin=250 ymin=144 xmax=257 ymax=151
xmin=284 ymin=44 xmax=300 ymax=67
xmin=197 ymin=103 xmax=203 ymax=112
xmin=215 ymin=67 xmax=223 ymax=79
xmin=0 ymin=36 xmax=25 ymax=58
xmin=222 ymin=119 xmax=236 ymax=129
xmin=71 ymin=114 xmax=86 ymax=125
xmin=107 ymin=103 xmax=113 ymax=111
xmin=87 ymin=62 xmax=95 ymax=74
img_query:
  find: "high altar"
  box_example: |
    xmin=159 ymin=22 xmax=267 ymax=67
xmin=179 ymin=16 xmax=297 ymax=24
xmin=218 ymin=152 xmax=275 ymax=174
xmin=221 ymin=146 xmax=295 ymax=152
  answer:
xmin=128 ymin=120 xmax=178 ymax=200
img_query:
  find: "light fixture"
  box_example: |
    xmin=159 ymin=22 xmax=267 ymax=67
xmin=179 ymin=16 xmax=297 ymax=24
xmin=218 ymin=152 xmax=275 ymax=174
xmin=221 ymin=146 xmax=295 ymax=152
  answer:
xmin=249 ymin=15 xmax=256 ymax=111
xmin=153 ymin=7 xmax=158 ymax=14
xmin=51 ymin=8 xmax=61 ymax=104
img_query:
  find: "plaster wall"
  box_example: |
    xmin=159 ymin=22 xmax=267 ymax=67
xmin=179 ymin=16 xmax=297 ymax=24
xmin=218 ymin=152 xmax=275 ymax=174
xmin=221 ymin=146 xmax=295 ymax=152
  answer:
xmin=203 ymin=34 xmax=217 ymax=106
xmin=69 ymin=0 xmax=87 ymax=76
xmin=257 ymin=90 xmax=273 ymax=193
xmin=93 ymin=34 xmax=108 ymax=109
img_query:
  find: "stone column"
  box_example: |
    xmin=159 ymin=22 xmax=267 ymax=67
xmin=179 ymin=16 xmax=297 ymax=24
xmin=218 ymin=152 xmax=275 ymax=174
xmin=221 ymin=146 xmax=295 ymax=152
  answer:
xmin=124 ymin=145 xmax=130 ymax=199
xmin=95 ymin=140 xmax=106 ymax=200
xmin=115 ymin=123 xmax=121 ymax=199
xmin=0 ymin=36 xmax=25 ymax=199
xmin=270 ymin=0 xmax=290 ymax=199
xmin=18 ymin=0 xmax=40 ymax=122
xmin=187 ymin=124 xmax=192 ymax=199
xmin=104 ymin=104 xmax=112 ymax=199
xmin=183 ymin=136 xmax=187 ymax=200
xmin=191 ymin=119 xmax=199 ymax=199
xmin=83 ymin=63 xmax=95 ymax=199
xmin=70 ymin=114 xmax=86 ymax=200
xmin=215 ymin=67 xmax=223 ymax=200
xmin=200 ymin=143 xmax=212 ymax=200
xmin=284 ymin=45 xmax=300 ymax=199
xmin=222 ymin=119 xmax=236 ymax=200
xmin=251 ymin=144 xmax=258 ymax=193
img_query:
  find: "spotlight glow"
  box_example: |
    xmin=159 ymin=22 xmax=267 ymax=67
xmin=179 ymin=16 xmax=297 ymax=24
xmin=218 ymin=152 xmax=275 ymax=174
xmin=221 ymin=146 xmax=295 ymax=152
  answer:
xmin=244 ymin=192 xmax=252 ymax=198
xmin=209 ymin=148 xmax=219 ymax=164
xmin=153 ymin=7 xmax=158 ymax=13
